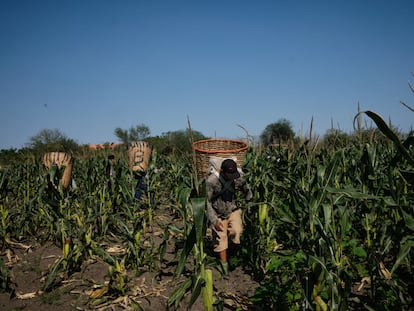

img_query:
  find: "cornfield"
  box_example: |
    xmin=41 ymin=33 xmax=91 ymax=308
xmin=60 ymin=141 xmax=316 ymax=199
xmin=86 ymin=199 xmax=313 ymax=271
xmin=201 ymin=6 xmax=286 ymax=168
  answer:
xmin=0 ymin=111 xmax=413 ymax=310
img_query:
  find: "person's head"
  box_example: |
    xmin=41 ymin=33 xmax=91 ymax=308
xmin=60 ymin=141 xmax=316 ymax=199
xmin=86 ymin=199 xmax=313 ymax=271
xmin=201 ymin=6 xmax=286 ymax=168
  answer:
xmin=220 ymin=159 xmax=240 ymax=181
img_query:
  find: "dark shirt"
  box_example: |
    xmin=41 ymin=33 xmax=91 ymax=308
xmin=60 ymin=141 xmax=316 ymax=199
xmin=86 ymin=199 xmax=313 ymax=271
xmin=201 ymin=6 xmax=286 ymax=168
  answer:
xmin=206 ymin=172 xmax=252 ymax=225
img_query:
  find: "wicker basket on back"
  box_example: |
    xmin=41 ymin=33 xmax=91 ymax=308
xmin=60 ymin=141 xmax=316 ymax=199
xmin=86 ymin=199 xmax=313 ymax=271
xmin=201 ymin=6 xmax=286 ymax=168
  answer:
xmin=42 ymin=152 xmax=74 ymax=189
xmin=192 ymin=139 xmax=249 ymax=180
xmin=128 ymin=141 xmax=152 ymax=173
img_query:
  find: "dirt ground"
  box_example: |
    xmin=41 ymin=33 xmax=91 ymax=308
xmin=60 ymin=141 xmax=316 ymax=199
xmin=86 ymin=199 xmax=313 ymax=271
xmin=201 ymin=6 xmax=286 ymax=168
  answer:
xmin=0 ymin=209 xmax=260 ymax=311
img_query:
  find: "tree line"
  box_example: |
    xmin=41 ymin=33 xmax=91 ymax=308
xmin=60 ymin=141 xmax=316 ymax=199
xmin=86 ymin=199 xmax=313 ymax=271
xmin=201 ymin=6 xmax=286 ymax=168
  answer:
xmin=0 ymin=117 xmax=411 ymax=166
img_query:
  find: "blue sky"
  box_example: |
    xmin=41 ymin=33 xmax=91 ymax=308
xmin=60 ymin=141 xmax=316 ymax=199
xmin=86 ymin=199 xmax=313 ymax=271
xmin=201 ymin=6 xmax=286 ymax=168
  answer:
xmin=1 ymin=0 xmax=413 ymax=149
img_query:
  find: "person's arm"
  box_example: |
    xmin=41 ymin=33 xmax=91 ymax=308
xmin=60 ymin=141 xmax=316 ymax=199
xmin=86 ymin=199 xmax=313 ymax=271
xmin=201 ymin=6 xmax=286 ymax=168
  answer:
xmin=237 ymin=177 xmax=252 ymax=201
xmin=243 ymin=181 xmax=253 ymax=201
xmin=206 ymin=179 xmax=219 ymax=226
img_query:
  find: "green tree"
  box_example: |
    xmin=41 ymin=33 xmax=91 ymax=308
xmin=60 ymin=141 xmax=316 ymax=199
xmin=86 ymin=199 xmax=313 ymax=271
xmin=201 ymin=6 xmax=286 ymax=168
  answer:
xmin=260 ymin=118 xmax=294 ymax=146
xmin=150 ymin=129 xmax=206 ymax=155
xmin=28 ymin=128 xmax=79 ymax=154
xmin=114 ymin=124 xmax=150 ymax=144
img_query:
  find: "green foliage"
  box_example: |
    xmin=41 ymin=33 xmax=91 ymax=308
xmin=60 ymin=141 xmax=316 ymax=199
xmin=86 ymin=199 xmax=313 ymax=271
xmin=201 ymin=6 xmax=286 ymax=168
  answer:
xmin=251 ymin=252 xmax=304 ymax=310
xmin=260 ymin=118 xmax=295 ymax=146
xmin=153 ymin=129 xmax=206 ymax=155
xmin=0 ymin=148 xmax=31 ymax=166
xmin=0 ymin=256 xmax=13 ymax=293
xmin=114 ymin=124 xmax=150 ymax=143
xmin=168 ymin=188 xmax=213 ymax=310
xmin=243 ymin=111 xmax=414 ymax=310
xmin=323 ymin=128 xmax=351 ymax=149
xmin=29 ymin=128 xmax=80 ymax=155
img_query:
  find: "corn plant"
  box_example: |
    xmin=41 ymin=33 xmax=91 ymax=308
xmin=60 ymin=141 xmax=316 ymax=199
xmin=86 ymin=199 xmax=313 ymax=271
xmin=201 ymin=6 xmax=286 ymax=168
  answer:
xmin=242 ymin=147 xmax=286 ymax=279
xmin=0 ymin=168 xmax=12 ymax=292
xmin=2 ymin=112 xmax=413 ymax=309
xmin=244 ymin=112 xmax=414 ymax=310
xmin=168 ymin=194 xmax=214 ymax=310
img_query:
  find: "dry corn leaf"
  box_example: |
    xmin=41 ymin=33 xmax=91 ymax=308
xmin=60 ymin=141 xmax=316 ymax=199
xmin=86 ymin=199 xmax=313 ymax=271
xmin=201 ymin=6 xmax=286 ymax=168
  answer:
xmin=16 ymin=291 xmax=41 ymax=300
xmin=5 ymin=238 xmax=31 ymax=250
xmin=379 ymin=261 xmax=392 ymax=280
xmin=4 ymin=249 xmax=20 ymax=266
xmin=112 ymin=296 xmax=129 ymax=305
xmin=219 ymin=291 xmax=252 ymax=311
xmin=357 ymin=276 xmax=371 ymax=292
xmin=6 ymin=249 xmax=12 ymax=262
xmin=314 ymin=295 xmax=328 ymax=311
xmin=106 ymin=245 xmax=127 ymax=255
xmin=86 ymin=286 xmax=108 ymax=298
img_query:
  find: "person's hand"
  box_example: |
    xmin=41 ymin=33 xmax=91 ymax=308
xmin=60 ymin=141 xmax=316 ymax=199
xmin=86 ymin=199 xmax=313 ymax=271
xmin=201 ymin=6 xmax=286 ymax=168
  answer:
xmin=215 ymin=219 xmax=224 ymax=231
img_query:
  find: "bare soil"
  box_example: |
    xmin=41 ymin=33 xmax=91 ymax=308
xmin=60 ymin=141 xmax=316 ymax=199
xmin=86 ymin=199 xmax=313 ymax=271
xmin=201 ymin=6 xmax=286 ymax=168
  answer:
xmin=0 ymin=208 xmax=260 ymax=311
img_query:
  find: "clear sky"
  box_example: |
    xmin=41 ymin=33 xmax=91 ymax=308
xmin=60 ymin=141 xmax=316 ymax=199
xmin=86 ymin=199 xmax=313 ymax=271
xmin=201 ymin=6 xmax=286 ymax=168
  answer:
xmin=1 ymin=0 xmax=413 ymax=149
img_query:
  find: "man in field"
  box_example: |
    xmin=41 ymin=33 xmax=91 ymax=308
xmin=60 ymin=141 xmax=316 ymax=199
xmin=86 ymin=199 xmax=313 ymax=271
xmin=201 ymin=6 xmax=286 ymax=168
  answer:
xmin=206 ymin=158 xmax=252 ymax=277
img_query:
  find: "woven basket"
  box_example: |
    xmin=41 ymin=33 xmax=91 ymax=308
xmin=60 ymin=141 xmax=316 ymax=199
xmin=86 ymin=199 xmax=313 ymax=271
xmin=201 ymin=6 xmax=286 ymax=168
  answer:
xmin=128 ymin=141 xmax=152 ymax=172
xmin=192 ymin=139 xmax=248 ymax=179
xmin=42 ymin=152 xmax=74 ymax=189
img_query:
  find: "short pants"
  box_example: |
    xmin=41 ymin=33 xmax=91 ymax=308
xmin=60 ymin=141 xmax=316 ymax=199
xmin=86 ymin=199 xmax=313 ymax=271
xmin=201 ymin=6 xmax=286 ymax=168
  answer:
xmin=212 ymin=209 xmax=243 ymax=253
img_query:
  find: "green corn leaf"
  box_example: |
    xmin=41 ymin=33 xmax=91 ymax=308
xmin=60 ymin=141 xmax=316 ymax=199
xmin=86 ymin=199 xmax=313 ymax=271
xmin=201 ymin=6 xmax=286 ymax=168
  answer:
xmin=42 ymin=257 xmax=64 ymax=292
xmin=353 ymin=247 xmax=367 ymax=258
xmin=167 ymin=278 xmax=192 ymax=309
xmin=325 ymin=186 xmax=377 ymax=199
xmin=314 ymin=150 xmax=342 ymax=211
xmin=322 ymin=203 xmax=332 ymax=232
xmin=192 ymin=197 xmax=206 ymax=244
xmin=188 ymin=274 xmax=205 ymax=309
xmin=402 ymin=135 xmax=414 ymax=149
xmin=320 ymin=150 xmax=342 ymax=188
xmin=401 ymin=209 xmax=414 ymax=231
xmin=390 ymin=241 xmax=413 ymax=274
xmin=130 ymin=300 xmax=144 ymax=311
xmin=175 ymin=225 xmax=196 ymax=277
xmin=178 ymin=186 xmax=192 ymax=209
xmin=93 ymin=246 xmax=115 ymax=265
xmin=314 ymin=216 xmax=335 ymax=262
xmin=362 ymin=110 xmax=414 ymax=166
